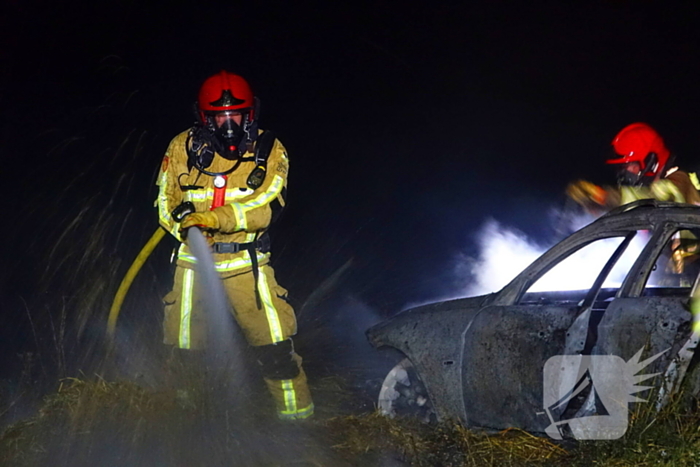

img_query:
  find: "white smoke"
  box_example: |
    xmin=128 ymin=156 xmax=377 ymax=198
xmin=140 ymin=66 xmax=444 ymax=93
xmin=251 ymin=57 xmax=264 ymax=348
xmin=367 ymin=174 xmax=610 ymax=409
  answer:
xmin=457 ymin=212 xmax=653 ymax=297
xmin=457 ymin=219 xmax=549 ymax=297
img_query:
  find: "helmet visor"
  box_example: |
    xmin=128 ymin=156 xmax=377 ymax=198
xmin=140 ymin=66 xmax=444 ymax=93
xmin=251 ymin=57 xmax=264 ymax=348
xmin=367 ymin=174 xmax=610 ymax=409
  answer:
xmin=605 ymin=149 xmax=632 ymax=165
xmin=206 ymin=110 xmax=245 ymax=142
xmin=212 ymin=110 xmax=243 ymax=131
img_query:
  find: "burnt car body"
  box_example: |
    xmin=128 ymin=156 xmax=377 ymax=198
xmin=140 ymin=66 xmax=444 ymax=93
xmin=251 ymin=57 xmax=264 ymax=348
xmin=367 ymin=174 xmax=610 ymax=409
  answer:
xmin=367 ymin=200 xmax=700 ymax=433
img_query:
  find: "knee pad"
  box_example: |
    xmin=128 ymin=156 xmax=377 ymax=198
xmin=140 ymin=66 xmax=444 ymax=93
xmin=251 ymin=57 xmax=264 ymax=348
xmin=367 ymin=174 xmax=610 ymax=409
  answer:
xmin=254 ymin=338 xmax=300 ymax=380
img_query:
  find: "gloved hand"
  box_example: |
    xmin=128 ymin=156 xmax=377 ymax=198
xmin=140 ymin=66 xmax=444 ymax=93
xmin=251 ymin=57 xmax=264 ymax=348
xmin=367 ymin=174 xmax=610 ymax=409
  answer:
xmin=179 ymin=211 xmax=220 ymax=233
xmin=566 ymin=180 xmax=607 ymax=207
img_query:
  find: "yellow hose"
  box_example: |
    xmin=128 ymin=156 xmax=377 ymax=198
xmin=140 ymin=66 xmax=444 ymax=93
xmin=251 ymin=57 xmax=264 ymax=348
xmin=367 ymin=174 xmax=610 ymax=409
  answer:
xmin=107 ymin=227 xmax=167 ymax=338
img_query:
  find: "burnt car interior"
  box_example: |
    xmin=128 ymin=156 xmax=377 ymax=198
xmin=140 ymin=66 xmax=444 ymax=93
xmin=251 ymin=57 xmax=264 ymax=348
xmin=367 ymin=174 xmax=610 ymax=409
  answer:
xmin=519 ymin=226 xmax=700 ymax=305
xmin=517 ymin=225 xmax=700 ymax=357
xmin=518 ymin=231 xmax=644 ymax=308
xmin=644 ymin=227 xmax=700 ymax=295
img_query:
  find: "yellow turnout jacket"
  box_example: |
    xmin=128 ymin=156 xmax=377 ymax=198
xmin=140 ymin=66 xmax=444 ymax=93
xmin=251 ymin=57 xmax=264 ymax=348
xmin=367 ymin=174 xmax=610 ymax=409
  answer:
xmin=156 ymin=129 xmax=290 ymax=275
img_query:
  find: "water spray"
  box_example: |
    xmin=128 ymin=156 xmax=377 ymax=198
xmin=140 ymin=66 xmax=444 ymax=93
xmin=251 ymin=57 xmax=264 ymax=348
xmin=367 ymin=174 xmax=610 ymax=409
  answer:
xmin=185 ymin=227 xmax=245 ymax=370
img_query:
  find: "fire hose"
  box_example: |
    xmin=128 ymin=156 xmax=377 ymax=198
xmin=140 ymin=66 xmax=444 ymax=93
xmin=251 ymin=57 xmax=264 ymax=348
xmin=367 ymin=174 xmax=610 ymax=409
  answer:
xmin=107 ymin=227 xmax=166 ymax=339
xmin=108 ymin=203 xmax=196 ymax=339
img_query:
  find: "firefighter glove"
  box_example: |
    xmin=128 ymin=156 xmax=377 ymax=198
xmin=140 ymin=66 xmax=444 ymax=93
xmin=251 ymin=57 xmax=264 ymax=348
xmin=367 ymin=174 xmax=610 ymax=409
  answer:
xmin=180 ymin=211 xmax=220 ymax=233
xmin=566 ymin=180 xmax=607 ymax=207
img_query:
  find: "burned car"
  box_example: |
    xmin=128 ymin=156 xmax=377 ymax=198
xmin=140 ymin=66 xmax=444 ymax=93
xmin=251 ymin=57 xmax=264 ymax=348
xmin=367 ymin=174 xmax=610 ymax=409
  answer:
xmin=367 ymin=200 xmax=700 ymax=436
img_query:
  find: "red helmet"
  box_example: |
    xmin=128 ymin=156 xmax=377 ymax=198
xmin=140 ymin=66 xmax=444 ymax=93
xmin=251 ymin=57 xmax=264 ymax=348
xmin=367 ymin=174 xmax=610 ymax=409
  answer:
xmin=607 ymin=123 xmax=670 ymax=185
xmin=195 ymin=71 xmax=259 ymax=159
xmin=198 ymin=71 xmax=254 ymax=117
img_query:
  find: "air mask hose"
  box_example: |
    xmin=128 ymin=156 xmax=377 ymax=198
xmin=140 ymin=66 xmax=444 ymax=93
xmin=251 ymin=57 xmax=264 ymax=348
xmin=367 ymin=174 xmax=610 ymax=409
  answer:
xmin=107 ymin=227 xmax=166 ymax=339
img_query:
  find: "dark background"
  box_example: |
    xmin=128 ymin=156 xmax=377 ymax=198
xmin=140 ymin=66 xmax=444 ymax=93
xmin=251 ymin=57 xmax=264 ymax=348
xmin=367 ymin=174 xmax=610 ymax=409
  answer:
xmin=2 ymin=1 xmax=700 ymax=378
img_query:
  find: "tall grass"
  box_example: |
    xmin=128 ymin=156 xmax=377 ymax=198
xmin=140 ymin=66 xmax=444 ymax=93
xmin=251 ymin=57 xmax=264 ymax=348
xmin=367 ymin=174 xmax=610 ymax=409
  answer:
xmin=0 ymin=60 xmax=171 ymax=425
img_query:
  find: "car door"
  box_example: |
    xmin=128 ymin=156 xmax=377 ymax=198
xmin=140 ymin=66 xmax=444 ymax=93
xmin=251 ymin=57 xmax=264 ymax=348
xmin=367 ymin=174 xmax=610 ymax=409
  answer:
xmin=594 ymin=223 xmax=700 ymax=395
xmin=460 ymin=228 xmax=653 ymax=432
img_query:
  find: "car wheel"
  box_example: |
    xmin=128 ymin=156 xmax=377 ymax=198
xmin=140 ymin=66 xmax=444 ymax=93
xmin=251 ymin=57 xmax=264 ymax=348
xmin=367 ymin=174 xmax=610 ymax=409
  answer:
xmin=378 ymin=358 xmax=435 ymax=422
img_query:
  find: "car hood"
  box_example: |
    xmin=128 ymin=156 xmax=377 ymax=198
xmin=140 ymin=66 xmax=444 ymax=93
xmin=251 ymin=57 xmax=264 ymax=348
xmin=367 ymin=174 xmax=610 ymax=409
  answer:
xmin=366 ymin=293 xmax=494 ymax=351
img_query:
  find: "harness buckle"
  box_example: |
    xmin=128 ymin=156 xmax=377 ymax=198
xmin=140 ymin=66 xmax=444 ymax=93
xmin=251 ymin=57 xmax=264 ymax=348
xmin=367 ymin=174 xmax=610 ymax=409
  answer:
xmin=213 ymin=242 xmax=241 ymax=254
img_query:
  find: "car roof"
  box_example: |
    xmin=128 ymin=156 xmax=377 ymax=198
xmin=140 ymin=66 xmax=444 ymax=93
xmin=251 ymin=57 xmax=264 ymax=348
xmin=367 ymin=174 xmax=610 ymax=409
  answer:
xmin=589 ymin=200 xmax=700 ymax=230
xmin=601 ymin=199 xmax=700 ymax=220
xmin=493 ymin=200 xmax=700 ymax=306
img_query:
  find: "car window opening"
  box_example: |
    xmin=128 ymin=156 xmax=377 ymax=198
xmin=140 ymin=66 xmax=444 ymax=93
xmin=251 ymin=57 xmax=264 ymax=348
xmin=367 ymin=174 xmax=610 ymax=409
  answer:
xmin=643 ymin=227 xmax=700 ymax=297
xmin=520 ymin=230 xmax=653 ymax=308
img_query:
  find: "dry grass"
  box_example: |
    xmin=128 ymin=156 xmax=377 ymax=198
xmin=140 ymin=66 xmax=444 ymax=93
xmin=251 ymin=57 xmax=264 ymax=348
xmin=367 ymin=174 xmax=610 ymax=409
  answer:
xmin=4 ymin=375 xmax=700 ymax=466
xmin=327 ymin=385 xmax=700 ymax=466
xmin=329 ymin=413 xmax=567 ymax=466
xmin=0 ymin=377 xmax=181 ymax=466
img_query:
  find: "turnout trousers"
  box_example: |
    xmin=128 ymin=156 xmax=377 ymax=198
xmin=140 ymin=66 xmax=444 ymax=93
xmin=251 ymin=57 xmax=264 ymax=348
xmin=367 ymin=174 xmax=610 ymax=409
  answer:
xmin=163 ymin=263 xmax=314 ymax=420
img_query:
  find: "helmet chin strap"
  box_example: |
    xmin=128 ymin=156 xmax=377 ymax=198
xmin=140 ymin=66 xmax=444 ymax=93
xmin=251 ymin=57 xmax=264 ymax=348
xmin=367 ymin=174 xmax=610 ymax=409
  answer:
xmin=242 ymin=98 xmax=260 ymax=153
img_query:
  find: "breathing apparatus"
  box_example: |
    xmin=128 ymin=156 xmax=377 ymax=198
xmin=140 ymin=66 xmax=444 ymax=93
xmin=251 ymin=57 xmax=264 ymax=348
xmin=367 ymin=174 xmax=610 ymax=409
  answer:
xmin=186 ymin=97 xmax=261 ymax=176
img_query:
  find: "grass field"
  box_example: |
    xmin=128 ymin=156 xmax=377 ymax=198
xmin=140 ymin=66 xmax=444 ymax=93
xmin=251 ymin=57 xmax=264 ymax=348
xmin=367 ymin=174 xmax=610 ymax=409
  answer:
xmin=3 ymin=373 xmax=700 ymax=466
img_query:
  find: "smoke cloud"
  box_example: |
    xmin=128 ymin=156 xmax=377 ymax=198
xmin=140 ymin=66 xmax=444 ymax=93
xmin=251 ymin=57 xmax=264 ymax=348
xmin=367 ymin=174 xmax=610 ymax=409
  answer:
xmin=456 ymin=210 xmax=662 ymax=298
xmin=457 ymin=211 xmax=611 ymax=297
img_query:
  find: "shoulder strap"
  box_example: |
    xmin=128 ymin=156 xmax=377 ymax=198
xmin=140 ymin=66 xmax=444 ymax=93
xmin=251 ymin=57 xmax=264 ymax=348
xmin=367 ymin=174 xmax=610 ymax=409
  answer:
xmin=247 ymin=131 xmax=276 ymax=190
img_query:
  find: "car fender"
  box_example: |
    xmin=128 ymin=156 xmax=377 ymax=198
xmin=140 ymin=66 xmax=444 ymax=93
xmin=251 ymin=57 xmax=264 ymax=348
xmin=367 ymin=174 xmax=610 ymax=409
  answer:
xmin=367 ymin=294 xmax=493 ymax=421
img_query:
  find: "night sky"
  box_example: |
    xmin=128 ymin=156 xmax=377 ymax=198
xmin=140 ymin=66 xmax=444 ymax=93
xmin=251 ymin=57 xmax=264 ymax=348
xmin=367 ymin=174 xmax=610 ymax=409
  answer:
xmin=3 ymin=1 xmax=700 ymax=373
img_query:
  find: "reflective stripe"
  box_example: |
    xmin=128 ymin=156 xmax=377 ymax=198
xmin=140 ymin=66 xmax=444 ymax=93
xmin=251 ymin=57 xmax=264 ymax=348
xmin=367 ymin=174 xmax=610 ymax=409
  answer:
xmin=179 ymin=269 xmax=194 ymax=349
xmin=184 ymin=191 xmax=208 ymax=202
xmin=157 ymin=171 xmax=173 ymax=224
xmin=230 ymin=203 xmax=247 ymax=230
xmin=691 ymin=172 xmax=700 ymax=191
xmin=185 ymin=188 xmax=253 ymax=203
xmin=258 ymin=266 xmax=284 ymax=343
xmin=157 ymin=168 xmax=183 ymax=240
xmin=228 ymin=175 xmax=285 ymax=231
xmin=178 ymin=248 xmax=270 ymax=273
xmin=276 ymin=380 xmax=315 ymax=420
xmin=692 ymin=295 xmax=700 ymax=336
xmin=621 ymin=181 xmax=687 ymax=204
xmin=620 ymin=186 xmax=649 ymax=205
xmin=241 ymin=175 xmax=284 ymax=214
xmin=279 ymin=403 xmax=314 ymax=420
xmin=281 ymin=379 xmax=297 ymax=415
xmin=651 ymin=180 xmax=685 ymax=203
xmin=214 ymin=251 xmax=270 ymax=272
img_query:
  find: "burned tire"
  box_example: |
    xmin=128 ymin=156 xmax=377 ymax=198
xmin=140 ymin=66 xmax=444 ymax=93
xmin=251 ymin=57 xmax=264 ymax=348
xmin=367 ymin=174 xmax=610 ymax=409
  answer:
xmin=378 ymin=358 xmax=435 ymax=422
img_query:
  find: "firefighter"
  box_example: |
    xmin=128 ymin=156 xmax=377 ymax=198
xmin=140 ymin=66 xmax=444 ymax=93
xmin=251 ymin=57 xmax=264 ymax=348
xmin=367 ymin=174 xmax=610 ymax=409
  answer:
xmin=567 ymin=122 xmax=700 ymax=211
xmin=567 ymin=122 xmax=700 ymax=276
xmin=156 ymin=71 xmax=313 ymax=420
